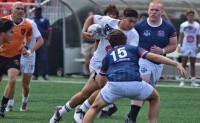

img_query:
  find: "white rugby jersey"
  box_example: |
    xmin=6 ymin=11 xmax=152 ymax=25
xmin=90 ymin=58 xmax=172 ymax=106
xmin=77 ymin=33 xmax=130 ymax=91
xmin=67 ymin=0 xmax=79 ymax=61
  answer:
xmin=21 ymin=18 xmax=41 ymax=60
xmin=92 ymin=15 xmax=139 ymax=62
xmin=180 ymin=21 xmax=200 ymax=46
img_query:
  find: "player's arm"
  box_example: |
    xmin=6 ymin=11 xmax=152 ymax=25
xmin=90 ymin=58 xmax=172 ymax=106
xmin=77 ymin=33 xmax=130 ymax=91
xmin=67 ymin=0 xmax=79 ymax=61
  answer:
xmin=177 ymin=32 xmax=184 ymax=53
xmin=82 ymin=15 xmax=95 ymax=41
xmin=30 ymin=36 xmax=44 ymax=52
xmin=163 ymin=36 xmax=177 ymax=54
xmin=145 ymin=52 xmax=187 ymax=78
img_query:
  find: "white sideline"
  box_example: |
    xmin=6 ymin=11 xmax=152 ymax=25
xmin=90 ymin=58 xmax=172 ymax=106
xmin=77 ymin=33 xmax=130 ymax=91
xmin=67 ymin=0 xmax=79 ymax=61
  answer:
xmin=2 ymin=78 xmax=199 ymax=89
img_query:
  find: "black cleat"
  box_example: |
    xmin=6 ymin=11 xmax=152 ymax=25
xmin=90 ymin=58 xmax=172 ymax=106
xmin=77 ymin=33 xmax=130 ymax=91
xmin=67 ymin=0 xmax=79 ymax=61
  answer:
xmin=124 ymin=115 xmax=135 ymax=123
xmin=0 ymin=105 xmax=6 ymax=118
xmin=107 ymin=104 xmax=118 ymax=116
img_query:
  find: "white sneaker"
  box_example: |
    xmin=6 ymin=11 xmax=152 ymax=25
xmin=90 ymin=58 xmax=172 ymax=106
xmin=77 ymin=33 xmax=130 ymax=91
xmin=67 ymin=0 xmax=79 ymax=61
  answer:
xmin=179 ymin=82 xmax=185 ymax=86
xmin=191 ymin=83 xmax=199 ymax=87
xmin=74 ymin=107 xmax=85 ymax=123
xmin=20 ymin=103 xmax=28 ymax=112
xmin=5 ymin=105 xmax=13 ymax=112
xmin=49 ymin=106 xmax=62 ymax=123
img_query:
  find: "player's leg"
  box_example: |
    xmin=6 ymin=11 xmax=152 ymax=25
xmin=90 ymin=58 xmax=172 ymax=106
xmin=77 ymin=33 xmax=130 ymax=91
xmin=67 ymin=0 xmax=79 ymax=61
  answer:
xmin=179 ymin=56 xmax=188 ymax=86
xmin=49 ymin=77 xmax=100 ymax=123
xmin=82 ymin=92 xmax=108 ymax=123
xmin=20 ymin=73 xmax=32 ymax=111
xmin=0 ymin=68 xmax=19 ymax=117
xmin=190 ymin=57 xmax=199 ymax=87
xmin=146 ymin=89 xmax=160 ymax=123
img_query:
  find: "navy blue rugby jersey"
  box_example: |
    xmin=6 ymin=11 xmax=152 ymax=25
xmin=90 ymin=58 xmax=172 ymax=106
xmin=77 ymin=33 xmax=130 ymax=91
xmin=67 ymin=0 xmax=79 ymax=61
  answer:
xmin=100 ymin=45 xmax=149 ymax=82
xmin=135 ymin=19 xmax=177 ymax=51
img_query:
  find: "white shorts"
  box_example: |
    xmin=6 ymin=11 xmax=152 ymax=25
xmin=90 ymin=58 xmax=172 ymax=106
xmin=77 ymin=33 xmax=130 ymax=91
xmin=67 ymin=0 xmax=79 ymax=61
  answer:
xmin=100 ymin=81 xmax=154 ymax=104
xmin=180 ymin=45 xmax=197 ymax=58
xmin=139 ymin=58 xmax=163 ymax=86
xmin=20 ymin=55 xmax=35 ymax=73
xmin=89 ymin=57 xmax=102 ymax=77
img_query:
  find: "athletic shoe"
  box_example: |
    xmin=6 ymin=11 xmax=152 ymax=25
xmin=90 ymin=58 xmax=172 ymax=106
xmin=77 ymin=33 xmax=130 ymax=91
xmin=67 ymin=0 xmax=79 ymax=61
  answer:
xmin=32 ymin=76 xmax=38 ymax=80
xmin=99 ymin=110 xmax=109 ymax=118
xmin=43 ymin=75 xmax=49 ymax=81
xmin=191 ymin=83 xmax=199 ymax=87
xmin=124 ymin=115 xmax=135 ymax=123
xmin=107 ymin=104 xmax=118 ymax=116
xmin=49 ymin=106 xmax=62 ymax=123
xmin=73 ymin=107 xmax=85 ymax=123
xmin=20 ymin=103 xmax=28 ymax=112
xmin=179 ymin=82 xmax=184 ymax=86
xmin=5 ymin=104 xmax=13 ymax=112
xmin=0 ymin=105 xmax=6 ymax=118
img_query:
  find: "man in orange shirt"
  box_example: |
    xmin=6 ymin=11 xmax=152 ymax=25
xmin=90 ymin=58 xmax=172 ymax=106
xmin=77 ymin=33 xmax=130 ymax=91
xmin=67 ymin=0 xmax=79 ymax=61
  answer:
xmin=0 ymin=18 xmax=14 ymax=45
xmin=0 ymin=2 xmax=32 ymax=118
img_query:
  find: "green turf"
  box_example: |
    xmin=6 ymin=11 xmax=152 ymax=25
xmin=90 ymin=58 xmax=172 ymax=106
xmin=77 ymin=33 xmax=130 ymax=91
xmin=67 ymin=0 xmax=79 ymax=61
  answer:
xmin=0 ymin=76 xmax=200 ymax=123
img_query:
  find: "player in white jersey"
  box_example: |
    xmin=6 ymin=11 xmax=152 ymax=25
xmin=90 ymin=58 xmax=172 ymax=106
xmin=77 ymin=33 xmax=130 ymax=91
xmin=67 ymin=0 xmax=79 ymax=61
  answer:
xmin=6 ymin=19 xmax=44 ymax=112
xmin=178 ymin=9 xmax=200 ymax=87
xmin=49 ymin=8 xmax=139 ymax=123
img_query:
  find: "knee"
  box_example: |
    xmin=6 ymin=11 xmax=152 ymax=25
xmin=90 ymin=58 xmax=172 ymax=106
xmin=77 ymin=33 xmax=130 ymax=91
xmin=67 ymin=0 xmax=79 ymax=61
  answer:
xmin=8 ymin=77 xmax=17 ymax=86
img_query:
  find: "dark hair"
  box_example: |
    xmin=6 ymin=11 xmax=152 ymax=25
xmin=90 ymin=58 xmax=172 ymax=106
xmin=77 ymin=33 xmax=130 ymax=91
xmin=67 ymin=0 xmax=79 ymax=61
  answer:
xmin=35 ymin=5 xmax=42 ymax=11
xmin=0 ymin=18 xmax=14 ymax=33
xmin=103 ymin=4 xmax=119 ymax=18
xmin=186 ymin=9 xmax=195 ymax=15
xmin=139 ymin=12 xmax=148 ymax=19
xmin=123 ymin=8 xmax=138 ymax=18
xmin=106 ymin=29 xmax=127 ymax=48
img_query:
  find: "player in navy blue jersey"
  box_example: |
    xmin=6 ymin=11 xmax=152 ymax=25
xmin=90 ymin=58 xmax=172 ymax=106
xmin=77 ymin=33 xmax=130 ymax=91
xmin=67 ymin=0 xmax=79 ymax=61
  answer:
xmin=82 ymin=29 xmax=186 ymax=123
xmin=125 ymin=1 xmax=178 ymax=123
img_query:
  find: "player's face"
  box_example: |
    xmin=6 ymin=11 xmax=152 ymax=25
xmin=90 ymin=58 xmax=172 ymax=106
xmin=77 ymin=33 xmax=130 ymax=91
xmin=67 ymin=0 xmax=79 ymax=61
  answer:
xmin=12 ymin=4 xmax=25 ymax=19
xmin=121 ymin=17 xmax=137 ymax=30
xmin=148 ymin=3 xmax=163 ymax=22
xmin=2 ymin=28 xmax=14 ymax=43
xmin=187 ymin=13 xmax=194 ymax=22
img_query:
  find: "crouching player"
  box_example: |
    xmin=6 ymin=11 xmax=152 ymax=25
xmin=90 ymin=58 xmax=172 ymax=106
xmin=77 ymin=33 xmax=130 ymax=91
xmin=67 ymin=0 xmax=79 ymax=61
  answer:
xmin=82 ymin=29 xmax=187 ymax=123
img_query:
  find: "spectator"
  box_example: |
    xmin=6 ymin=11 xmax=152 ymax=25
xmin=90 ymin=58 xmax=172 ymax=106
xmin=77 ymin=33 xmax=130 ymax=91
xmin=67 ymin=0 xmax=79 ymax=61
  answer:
xmin=178 ymin=9 xmax=200 ymax=87
xmin=31 ymin=6 xmax=52 ymax=80
xmin=139 ymin=12 xmax=148 ymax=21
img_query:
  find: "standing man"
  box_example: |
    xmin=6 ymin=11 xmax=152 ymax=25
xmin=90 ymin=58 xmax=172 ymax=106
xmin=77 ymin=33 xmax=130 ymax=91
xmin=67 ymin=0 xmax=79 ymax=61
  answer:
xmin=178 ymin=9 xmax=200 ymax=87
xmin=6 ymin=19 xmax=44 ymax=112
xmin=0 ymin=2 xmax=32 ymax=118
xmin=31 ymin=6 xmax=52 ymax=80
xmin=0 ymin=18 xmax=14 ymax=45
xmin=125 ymin=1 xmax=177 ymax=123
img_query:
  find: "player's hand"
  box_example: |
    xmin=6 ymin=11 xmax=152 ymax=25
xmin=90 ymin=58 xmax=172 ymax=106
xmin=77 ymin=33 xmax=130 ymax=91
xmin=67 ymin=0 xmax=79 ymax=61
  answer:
xmin=175 ymin=63 xmax=187 ymax=78
xmin=82 ymin=31 xmax=95 ymax=41
xmin=23 ymin=50 xmax=32 ymax=58
xmin=0 ymin=45 xmax=3 ymax=53
xmin=150 ymin=45 xmax=162 ymax=54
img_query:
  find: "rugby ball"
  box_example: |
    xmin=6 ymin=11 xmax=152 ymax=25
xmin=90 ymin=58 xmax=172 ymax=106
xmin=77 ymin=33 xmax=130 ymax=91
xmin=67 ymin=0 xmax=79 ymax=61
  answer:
xmin=87 ymin=24 xmax=103 ymax=40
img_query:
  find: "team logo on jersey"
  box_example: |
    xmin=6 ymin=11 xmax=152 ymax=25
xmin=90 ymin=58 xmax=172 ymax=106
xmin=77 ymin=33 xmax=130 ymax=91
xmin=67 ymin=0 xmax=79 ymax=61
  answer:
xmin=104 ymin=24 xmax=114 ymax=35
xmin=21 ymin=28 xmax=26 ymax=35
xmin=14 ymin=59 xmax=19 ymax=66
xmin=140 ymin=66 xmax=147 ymax=73
xmin=157 ymin=30 xmax=165 ymax=37
xmin=105 ymin=45 xmax=112 ymax=52
xmin=143 ymin=30 xmax=150 ymax=36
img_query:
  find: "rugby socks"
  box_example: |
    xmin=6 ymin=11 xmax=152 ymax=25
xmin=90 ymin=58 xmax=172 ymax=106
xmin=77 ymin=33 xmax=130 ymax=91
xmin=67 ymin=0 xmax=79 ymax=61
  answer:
xmin=22 ymin=96 xmax=28 ymax=103
xmin=59 ymin=102 xmax=72 ymax=116
xmin=102 ymin=105 xmax=110 ymax=111
xmin=8 ymin=99 xmax=14 ymax=106
xmin=1 ymin=96 xmax=9 ymax=106
xmin=128 ymin=105 xmax=141 ymax=122
xmin=80 ymin=100 xmax=91 ymax=112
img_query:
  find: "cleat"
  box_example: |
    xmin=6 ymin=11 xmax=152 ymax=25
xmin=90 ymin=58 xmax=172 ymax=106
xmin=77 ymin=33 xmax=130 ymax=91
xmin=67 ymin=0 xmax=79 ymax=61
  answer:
xmin=107 ymin=104 xmax=118 ymax=116
xmin=74 ymin=107 xmax=85 ymax=123
xmin=191 ymin=83 xmax=199 ymax=87
xmin=20 ymin=103 xmax=28 ymax=112
xmin=179 ymin=82 xmax=184 ymax=86
xmin=49 ymin=106 xmax=62 ymax=123
xmin=99 ymin=111 xmax=109 ymax=118
xmin=0 ymin=105 xmax=6 ymax=118
xmin=124 ymin=115 xmax=135 ymax=123
xmin=6 ymin=105 xmax=13 ymax=112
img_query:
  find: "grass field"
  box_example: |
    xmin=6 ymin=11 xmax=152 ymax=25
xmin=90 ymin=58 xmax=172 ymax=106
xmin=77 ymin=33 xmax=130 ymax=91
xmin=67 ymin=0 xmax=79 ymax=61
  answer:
xmin=0 ymin=75 xmax=200 ymax=123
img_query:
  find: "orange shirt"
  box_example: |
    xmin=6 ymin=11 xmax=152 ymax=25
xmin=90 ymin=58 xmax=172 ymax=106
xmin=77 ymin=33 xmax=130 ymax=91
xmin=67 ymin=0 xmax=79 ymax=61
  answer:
xmin=0 ymin=15 xmax=32 ymax=58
